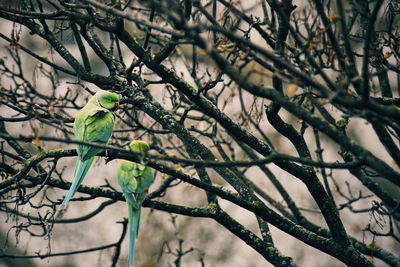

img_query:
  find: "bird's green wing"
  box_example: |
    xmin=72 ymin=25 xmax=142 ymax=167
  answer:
xmin=132 ymin=165 xmax=154 ymax=208
xmin=117 ymin=160 xmax=140 ymax=210
xmin=141 ymin=166 xmax=155 ymax=191
xmin=74 ymin=104 xmax=115 ymax=161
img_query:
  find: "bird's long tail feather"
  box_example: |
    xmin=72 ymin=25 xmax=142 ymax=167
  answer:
xmin=60 ymin=157 xmax=95 ymax=208
xmin=128 ymin=203 xmax=141 ymax=267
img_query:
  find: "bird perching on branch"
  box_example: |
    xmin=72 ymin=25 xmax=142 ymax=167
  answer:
xmin=117 ymin=140 xmax=155 ymax=267
xmin=60 ymin=90 xmax=120 ymax=208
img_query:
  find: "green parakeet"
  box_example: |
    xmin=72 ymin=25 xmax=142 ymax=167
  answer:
xmin=60 ymin=90 xmax=120 ymax=208
xmin=117 ymin=140 xmax=155 ymax=267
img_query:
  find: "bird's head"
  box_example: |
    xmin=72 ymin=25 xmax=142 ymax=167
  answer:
xmin=95 ymin=90 xmax=120 ymax=110
xmin=128 ymin=140 xmax=150 ymax=153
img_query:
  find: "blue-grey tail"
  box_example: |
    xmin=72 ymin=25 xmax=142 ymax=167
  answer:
xmin=128 ymin=205 xmax=142 ymax=267
xmin=60 ymin=157 xmax=95 ymax=208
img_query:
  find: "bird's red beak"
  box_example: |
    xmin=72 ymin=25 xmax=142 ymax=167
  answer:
xmin=115 ymin=102 xmax=121 ymax=110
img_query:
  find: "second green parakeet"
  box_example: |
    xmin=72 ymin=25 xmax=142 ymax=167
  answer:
xmin=117 ymin=140 xmax=155 ymax=267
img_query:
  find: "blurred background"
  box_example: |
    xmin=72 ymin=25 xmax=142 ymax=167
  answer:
xmin=0 ymin=0 xmax=399 ymax=266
